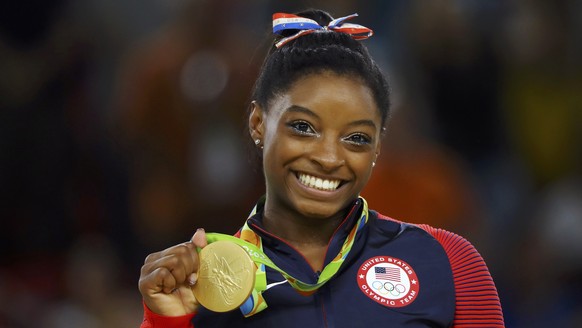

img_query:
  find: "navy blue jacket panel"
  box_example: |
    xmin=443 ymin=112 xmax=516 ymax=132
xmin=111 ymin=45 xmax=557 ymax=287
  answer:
xmin=192 ymin=202 xmax=457 ymax=327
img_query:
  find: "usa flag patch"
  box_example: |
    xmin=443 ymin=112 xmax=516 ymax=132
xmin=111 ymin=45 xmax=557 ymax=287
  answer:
xmin=357 ymin=256 xmax=420 ymax=308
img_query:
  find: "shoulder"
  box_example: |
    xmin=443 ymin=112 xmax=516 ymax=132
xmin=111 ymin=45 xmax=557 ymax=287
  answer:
xmin=374 ymin=212 xmax=505 ymax=327
xmin=374 ymin=211 xmax=482 ymax=266
xmin=374 ymin=211 xmax=495 ymax=291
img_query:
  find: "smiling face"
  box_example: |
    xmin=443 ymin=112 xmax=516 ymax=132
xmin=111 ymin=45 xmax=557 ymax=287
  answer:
xmin=250 ymin=71 xmax=382 ymax=221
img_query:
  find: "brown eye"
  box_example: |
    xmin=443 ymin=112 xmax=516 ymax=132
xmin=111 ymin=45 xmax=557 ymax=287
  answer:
xmin=288 ymin=121 xmax=316 ymax=135
xmin=344 ymin=133 xmax=371 ymax=146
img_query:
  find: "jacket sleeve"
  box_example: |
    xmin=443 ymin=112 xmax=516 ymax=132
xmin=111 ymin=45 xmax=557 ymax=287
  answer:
xmin=417 ymin=224 xmax=505 ymax=327
xmin=140 ymin=302 xmax=196 ymax=328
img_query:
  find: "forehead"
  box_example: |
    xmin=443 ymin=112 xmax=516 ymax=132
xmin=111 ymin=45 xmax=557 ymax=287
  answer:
xmin=268 ymin=71 xmax=380 ymax=121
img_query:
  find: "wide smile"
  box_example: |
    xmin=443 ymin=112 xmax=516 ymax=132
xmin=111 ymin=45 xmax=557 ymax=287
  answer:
xmin=296 ymin=172 xmax=343 ymax=192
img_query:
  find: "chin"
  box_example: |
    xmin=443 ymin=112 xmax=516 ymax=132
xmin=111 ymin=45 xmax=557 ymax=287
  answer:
xmin=293 ymin=198 xmax=350 ymax=220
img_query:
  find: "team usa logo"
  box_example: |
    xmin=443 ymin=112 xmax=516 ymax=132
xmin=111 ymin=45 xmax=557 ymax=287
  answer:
xmin=357 ymin=256 xmax=420 ymax=308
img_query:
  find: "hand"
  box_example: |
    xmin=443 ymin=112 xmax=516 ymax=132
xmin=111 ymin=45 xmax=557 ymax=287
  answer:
xmin=139 ymin=228 xmax=208 ymax=316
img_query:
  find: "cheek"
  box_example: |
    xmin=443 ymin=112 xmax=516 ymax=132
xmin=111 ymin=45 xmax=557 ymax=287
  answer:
xmin=352 ymin=154 xmax=375 ymax=181
xmin=263 ymin=134 xmax=299 ymax=172
xmin=266 ymin=133 xmax=304 ymax=160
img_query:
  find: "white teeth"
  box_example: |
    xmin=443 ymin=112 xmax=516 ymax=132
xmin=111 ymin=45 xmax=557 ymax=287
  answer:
xmin=315 ymin=179 xmax=323 ymax=189
xmin=297 ymin=173 xmax=341 ymax=191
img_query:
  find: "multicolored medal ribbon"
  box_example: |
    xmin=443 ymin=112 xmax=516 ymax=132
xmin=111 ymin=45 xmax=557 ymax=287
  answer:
xmin=272 ymin=13 xmax=373 ymax=48
xmin=205 ymin=197 xmax=369 ymax=317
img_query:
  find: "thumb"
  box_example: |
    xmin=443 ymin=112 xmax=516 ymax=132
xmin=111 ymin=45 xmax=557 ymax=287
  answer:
xmin=192 ymin=228 xmax=208 ymax=248
xmin=187 ymin=228 xmax=207 ymax=287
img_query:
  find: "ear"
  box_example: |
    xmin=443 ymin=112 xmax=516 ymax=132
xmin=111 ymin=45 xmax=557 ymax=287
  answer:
xmin=374 ymin=140 xmax=381 ymax=162
xmin=249 ymin=101 xmax=265 ymax=141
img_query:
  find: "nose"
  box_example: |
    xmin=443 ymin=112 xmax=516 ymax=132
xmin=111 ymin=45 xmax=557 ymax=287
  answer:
xmin=309 ymin=135 xmax=345 ymax=171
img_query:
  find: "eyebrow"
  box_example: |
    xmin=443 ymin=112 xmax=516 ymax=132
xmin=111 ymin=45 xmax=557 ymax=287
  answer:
xmin=347 ymin=119 xmax=377 ymax=131
xmin=284 ymin=105 xmax=378 ymax=131
xmin=284 ymin=105 xmax=320 ymax=119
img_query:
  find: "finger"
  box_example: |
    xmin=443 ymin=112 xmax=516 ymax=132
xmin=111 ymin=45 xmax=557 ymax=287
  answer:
xmin=187 ymin=272 xmax=198 ymax=286
xmin=140 ymin=266 xmax=177 ymax=295
xmin=140 ymin=230 xmax=206 ymax=294
xmin=158 ymin=242 xmax=198 ymax=272
xmin=141 ymin=253 xmax=190 ymax=282
xmin=186 ymin=229 xmax=206 ymax=286
xmin=143 ymin=238 xmax=194 ymax=265
xmin=192 ymin=228 xmax=207 ymax=248
xmin=146 ymin=252 xmax=195 ymax=284
xmin=159 ymin=241 xmax=195 ymax=258
xmin=157 ymin=267 xmax=178 ymax=294
xmin=143 ymin=250 xmax=165 ymax=265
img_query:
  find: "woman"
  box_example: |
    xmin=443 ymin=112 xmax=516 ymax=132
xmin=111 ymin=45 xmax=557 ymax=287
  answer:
xmin=138 ymin=9 xmax=504 ymax=327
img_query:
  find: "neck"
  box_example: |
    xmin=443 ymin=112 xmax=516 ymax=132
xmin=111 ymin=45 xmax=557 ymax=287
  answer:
xmin=261 ymin=202 xmax=348 ymax=249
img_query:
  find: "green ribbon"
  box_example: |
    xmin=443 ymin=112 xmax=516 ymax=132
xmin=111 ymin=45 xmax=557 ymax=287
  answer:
xmin=204 ymin=197 xmax=369 ymax=317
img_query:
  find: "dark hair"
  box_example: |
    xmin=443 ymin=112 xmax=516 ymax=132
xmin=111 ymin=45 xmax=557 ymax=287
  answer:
xmin=251 ymin=9 xmax=391 ymax=128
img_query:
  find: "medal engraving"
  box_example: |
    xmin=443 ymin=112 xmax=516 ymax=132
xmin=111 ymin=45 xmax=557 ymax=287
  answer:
xmin=193 ymin=241 xmax=256 ymax=312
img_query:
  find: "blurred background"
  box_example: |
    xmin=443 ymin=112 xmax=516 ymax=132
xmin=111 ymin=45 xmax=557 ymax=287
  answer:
xmin=1 ymin=0 xmax=581 ymax=326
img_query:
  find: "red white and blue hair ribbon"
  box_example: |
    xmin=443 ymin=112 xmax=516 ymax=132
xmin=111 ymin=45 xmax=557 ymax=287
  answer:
xmin=272 ymin=13 xmax=373 ymax=48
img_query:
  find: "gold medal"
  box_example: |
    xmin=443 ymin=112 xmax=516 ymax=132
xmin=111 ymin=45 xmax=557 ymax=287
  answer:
xmin=192 ymin=241 xmax=256 ymax=312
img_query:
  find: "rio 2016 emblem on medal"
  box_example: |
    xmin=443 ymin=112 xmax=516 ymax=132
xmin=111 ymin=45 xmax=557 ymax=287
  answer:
xmin=192 ymin=241 xmax=256 ymax=312
xmin=356 ymin=256 xmax=420 ymax=308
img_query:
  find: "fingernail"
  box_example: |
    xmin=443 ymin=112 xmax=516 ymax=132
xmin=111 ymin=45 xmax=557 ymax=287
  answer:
xmin=188 ymin=273 xmax=198 ymax=286
xmin=196 ymin=228 xmax=205 ymax=233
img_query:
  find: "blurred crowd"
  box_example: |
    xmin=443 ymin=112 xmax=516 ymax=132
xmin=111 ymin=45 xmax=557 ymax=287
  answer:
xmin=1 ymin=0 xmax=581 ymax=327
